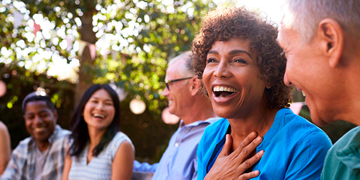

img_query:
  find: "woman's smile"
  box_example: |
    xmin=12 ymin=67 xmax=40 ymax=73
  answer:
xmin=211 ymin=85 xmax=239 ymax=103
xmin=203 ymin=39 xmax=266 ymax=119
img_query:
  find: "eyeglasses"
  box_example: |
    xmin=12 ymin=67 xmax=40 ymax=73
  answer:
xmin=165 ymin=77 xmax=193 ymax=90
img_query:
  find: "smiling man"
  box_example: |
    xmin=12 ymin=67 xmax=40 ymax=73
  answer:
xmin=1 ymin=92 xmax=70 ymax=180
xmin=133 ymin=51 xmax=219 ymax=180
xmin=278 ymin=0 xmax=360 ymax=179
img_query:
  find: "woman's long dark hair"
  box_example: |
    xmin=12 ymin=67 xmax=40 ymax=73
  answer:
xmin=69 ymin=84 xmax=121 ymax=157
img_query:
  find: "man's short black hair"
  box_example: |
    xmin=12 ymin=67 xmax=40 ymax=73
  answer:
xmin=22 ymin=92 xmax=56 ymax=114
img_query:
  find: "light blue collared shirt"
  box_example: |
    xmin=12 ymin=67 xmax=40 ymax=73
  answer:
xmin=134 ymin=117 xmax=219 ymax=180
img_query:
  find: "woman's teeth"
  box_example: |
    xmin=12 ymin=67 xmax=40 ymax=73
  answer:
xmin=213 ymin=86 xmax=238 ymax=97
xmin=213 ymin=86 xmax=237 ymax=92
xmin=93 ymin=114 xmax=105 ymax=118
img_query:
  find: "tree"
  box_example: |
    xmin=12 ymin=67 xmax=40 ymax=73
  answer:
xmin=0 ymin=0 xmax=215 ymax=109
xmin=0 ymin=0 xmax=216 ymax=161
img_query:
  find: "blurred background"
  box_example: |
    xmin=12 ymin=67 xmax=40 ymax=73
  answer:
xmin=0 ymin=0 xmax=355 ymax=164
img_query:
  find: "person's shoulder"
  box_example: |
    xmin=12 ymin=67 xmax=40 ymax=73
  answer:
xmin=339 ymin=126 xmax=360 ymax=139
xmin=18 ymin=136 xmax=32 ymax=145
xmin=12 ymin=136 xmax=32 ymax=155
xmin=114 ymin=131 xmax=130 ymax=140
xmin=201 ymin=118 xmax=228 ymax=142
xmin=51 ymin=125 xmax=70 ymax=148
xmin=0 ymin=121 xmax=10 ymax=138
xmin=108 ymin=132 xmax=134 ymax=157
xmin=281 ymin=108 xmax=323 ymax=132
xmin=56 ymin=125 xmax=70 ymax=134
xmin=112 ymin=132 xmax=134 ymax=148
xmin=332 ymin=126 xmax=360 ymax=149
xmin=278 ymin=108 xmax=331 ymax=144
xmin=54 ymin=125 xmax=70 ymax=138
xmin=204 ymin=118 xmax=227 ymax=132
xmin=0 ymin=121 xmax=7 ymax=130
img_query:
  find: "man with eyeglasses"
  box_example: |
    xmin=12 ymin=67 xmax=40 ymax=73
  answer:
xmin=133 ymin=51 xmax=218 ymax=180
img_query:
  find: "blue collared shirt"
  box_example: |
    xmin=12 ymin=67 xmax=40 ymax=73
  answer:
xmin=1 ymin=125 xmax=70 ymax=180
xmin=197 ymin=108 xmax=332 ymax=180
xmin=134 ymin=117 xmax=219 ymax=180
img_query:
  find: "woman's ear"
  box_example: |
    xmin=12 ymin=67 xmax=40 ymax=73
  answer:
xmin=317 ymin=18 xmax=344 ymax=68
xmin=260 ymin=75 xmax=271 ymax=89
xmin=265 ymin=80 xmax=271 ymax=89
xmin=265 ymin=84 xmax=271 ymax=89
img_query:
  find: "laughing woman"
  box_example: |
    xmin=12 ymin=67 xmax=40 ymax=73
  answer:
xmin=62 ymin=84 xmax=134 ymax=180
xmin=192 ymin=7 xmax=332 ymax=179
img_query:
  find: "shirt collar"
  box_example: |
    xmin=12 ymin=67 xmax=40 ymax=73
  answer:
xmin=48 ymin=125 xmax=60 ymax=143
xmin=179 ymin=117 xmax=219 ymax=128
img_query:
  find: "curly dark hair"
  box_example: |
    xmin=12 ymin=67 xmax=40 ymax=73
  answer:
xmin=192 ymin=7 xmax=292 ymax=109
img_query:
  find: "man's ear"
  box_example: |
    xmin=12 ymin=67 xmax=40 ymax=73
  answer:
xmin=190 ymin=77 xmax=201 ymax=96
xmin=53 ymin=110 xmax=58 ymax=122
xmin=318 ymin=18 xmax=344 ymax=68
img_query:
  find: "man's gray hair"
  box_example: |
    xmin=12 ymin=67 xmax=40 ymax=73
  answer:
xmin=168 ymin=51 xmax=194 ymax=77
xmin=282 ymin=0 xmax=360 ymax=42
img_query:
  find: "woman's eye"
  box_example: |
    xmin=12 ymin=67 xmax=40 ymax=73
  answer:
xmin=206 ymin=58 xmax=216 ymax=64
xmin=234 ymin=58 xmax=247 ymax=64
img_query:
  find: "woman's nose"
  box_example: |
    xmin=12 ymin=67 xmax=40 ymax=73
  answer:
xmin=95 ymin=102 xmax=105 ymax=110
xmin=214 ymin=61 xmax=230 ymax=78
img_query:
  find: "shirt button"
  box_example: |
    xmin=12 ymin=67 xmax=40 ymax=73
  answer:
xmin=175 ymin=143 xmax=179 ymax=147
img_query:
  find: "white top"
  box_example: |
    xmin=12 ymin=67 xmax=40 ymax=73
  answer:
xmin=68 ymin=132 xmax=134 ymax=180
xmin=34 ymin=147 xmax=49 ymax=180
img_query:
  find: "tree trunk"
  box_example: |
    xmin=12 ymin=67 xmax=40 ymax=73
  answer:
xmin=75 ymin=10 xmax=97 ymax=106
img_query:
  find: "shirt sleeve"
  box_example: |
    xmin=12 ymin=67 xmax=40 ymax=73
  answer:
xmin=133 ymin=160 xmax=158 ymax=173
xmin=110 ymin=133 xmax=134 ymax=160
xmin=1 ymin=145 xmax=23 ymax=180
xmin=285 ymin=130 xmax=332 ymax=179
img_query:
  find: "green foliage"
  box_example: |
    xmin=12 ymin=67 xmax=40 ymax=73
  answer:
xmin=0 ymin=0 xmax=216 ymax=161
xmin=0 ymin=62 xmax=177 ymax=160
xmin=1 ymin=0 xmax=357 ymax=162
xmin=0 ymin=62 xmax=75 ymax=149
xmin=298 ymin=105 xmax=356 ymax=143
xmin=0 ymin=0 xmax=215 ymax=110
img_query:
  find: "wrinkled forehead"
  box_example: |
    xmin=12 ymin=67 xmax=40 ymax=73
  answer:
xmin=277 ymin=25 xmax=286 ymax=44
xmin=277 ymin=19 xmax=301 ymax=48
xmin=277 ymin=24 xmax=288 ymax=49
xmin=166 ymin=60 xmax=188 ymax=80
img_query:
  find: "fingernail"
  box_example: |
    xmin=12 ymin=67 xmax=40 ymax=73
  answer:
xmin=258 ymin=150 xmax=264 ymax=156
xmin=250 ymin=132 xmax=257 ymax=137
xmin=256 ymin=136 xmax=262 ymax=142
xmin=254 ymin=170 xmax=260 ymax=175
